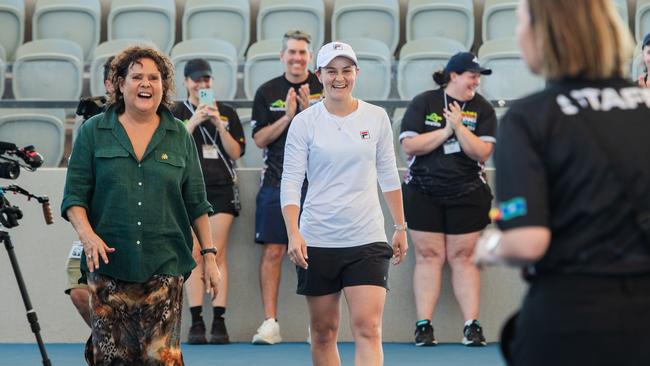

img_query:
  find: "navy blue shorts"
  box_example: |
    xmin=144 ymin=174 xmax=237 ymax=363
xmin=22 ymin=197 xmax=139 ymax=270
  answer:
xmin=255 ymin=185 xmax=306 ymax=244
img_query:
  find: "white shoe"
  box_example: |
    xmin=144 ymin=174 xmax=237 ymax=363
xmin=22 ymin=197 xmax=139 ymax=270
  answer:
xmin=252 ymin=318 xmax=282 ymax=344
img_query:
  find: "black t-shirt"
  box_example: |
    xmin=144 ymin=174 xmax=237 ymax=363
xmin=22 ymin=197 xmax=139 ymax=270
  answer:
xmin=400 ymin=88 xmax=497 ymax=199
xmin=495 ymin=78 xmax=650 ymax=276
xmin=172 ymin=101 xmax=246 ymax=187
xmin=251 ymin=73 xmax=323 ymax=187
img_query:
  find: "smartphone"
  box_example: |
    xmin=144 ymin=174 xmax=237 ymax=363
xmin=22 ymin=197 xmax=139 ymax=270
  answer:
xmin=198 ymin=88 xmax=215 ymax=106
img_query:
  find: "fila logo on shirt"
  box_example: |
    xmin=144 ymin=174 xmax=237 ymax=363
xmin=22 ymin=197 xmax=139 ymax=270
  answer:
xmin=360 ymin=130 xmax=370 ymax=140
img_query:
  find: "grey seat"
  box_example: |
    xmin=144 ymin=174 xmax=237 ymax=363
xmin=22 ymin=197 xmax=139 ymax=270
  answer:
xmin=631 ymin=41 xmax=647 ymax=82
xmin=636 ymin=0 xmax=650 ymax=43
xmin=0 ymin=108 xmax=65 ymax=167
xmin=478 ymin=37 xmax=545 ymax=102
xmin=0 ymin=0 xmax=24 ymax=61
xmin=244 ymin=39 xmax=284 ymax=100
xmin=171 ymin=39 xmax=238 ymax=101
xmin=12 ymin=39 xmax=83 ymax=100
xmin=614 ymin=0 xmax=628 ymax=25
xmin=342 ymin=37 xmax=392 ymax=100
xmin=482 ymin=0 xmax=518 ymax=43
xmin=90 ymin=39 xmax=158 ymax=97
xmin=257 ymin=0 xmax=325 ymax=50
xmin=182 ymin=0 xmax=250 ymax=61
xmin=108 ymin=0 xmax=176 ymax=54
xmin=0 ymin=45 xmax=5 ymax=99
xmin=397 ymin=37 xmax=465 ymax=100
xmin=32 ymin=0 xmax=101 ymax=61
xmin=332 ymin=0 xmax=400 ymax=53
xmin=391 ymin=114 xmax=408 ymax=168
xmin=406 ymin=0 xmax=474 ymax=49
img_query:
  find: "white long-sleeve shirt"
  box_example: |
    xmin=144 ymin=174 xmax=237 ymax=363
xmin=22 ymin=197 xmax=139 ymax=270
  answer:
xmin=281 ymin=100 xmax=401 ymax=248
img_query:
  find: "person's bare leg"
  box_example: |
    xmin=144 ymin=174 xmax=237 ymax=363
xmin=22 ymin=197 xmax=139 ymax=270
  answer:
xmin=307 ymin=293 xmax=342 ymax=366
xmin=446 ymin=232 xmax=482 ymax=321
xmin=344 ymin=285 xmax=386 ymax=366
xmin=69 ymin=288 xmax=91 ymax=327
xmin=209 ymin=213 xmax=234 ymax=307
xmin=411 ymin=230 xmax=446 ymax=321
xmin=259 ymin=244 xmax=286 ymax=319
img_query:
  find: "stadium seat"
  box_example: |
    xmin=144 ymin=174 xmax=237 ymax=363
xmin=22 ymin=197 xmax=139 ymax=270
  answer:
xmin=406 ymin=0 xmax=474 ymax=49
xmin=0 ymin=46 xmax=5 ymax=99
xmin=482 ymin=0 xmax=518 ymax=43
xmin=108 ymin=0 xmax=176 ymax=54
xmin=631 ymin=41 xmax=647 ymax=81
xmin=182 ymin=0 xmax=250 ymax=61
xmin=90 ymin=39 xmax=158 ymax=97
xmin=32 ymin=0 xmax=101 ymax=61
xmin=12 ymin=39 xmax=83 ymax=100
xmin=636 ymin=0 xmax=650 ymax=43
xmin=397 ymin=37 xmax=465 ymax=100
xmin=237 ymin=109 xmax=265 ymax=168
xmin=342 ymin=38 xmax=392 ymax=100
xmin=171 ymin=39 xmax=238 ymax=101
xmin=257 ymin=0 xmax=325 ymax=50
xmin=391 ymin=112 xmax=407 ymax=168
xmin=244 ymin=39 xmax=284 ymax=100
xmin=613 ymin=0 xmax=629 ymax=25
xmin=332 ymin=0 xmax=400 ymax=53
xmin=0 ymin=109 xmax=65 ymax=167
xmin=478 ymin=37 xmax=545 ymax=102
xmin=0 ymin=0 xmax=24 ymax=61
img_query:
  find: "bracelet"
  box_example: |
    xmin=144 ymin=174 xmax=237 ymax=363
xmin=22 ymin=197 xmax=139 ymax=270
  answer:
xmin=200 ymin=247 xmax=217 ymax=256
xmin=393 ymin=222 xmax=408 ymax=231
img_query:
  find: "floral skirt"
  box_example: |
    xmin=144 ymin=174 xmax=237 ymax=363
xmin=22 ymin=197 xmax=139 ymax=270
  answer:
xmin=86 ymin=273 xmax=185 ymax=366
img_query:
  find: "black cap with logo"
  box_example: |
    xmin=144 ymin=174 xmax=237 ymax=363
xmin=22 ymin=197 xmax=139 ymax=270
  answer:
xmin=184 ymin=59 xmax=212 ymax=81
xmin=445 ymin=52 xmax=492 ymax=75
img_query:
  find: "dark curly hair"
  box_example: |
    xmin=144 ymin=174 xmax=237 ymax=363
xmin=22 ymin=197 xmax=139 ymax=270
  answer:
xmin=107 ymin=46 xmax=175 ymax=114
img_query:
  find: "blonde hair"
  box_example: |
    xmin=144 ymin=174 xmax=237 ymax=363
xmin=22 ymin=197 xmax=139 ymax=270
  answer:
xmin=527 ymin=0 xmax=634 ymax=79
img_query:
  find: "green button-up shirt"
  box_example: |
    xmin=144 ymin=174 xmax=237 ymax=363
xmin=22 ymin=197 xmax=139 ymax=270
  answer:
xmin=61 ymin=106 xmax=212 ymax=283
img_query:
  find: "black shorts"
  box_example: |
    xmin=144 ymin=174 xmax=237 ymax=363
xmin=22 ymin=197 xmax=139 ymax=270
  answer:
xmin=403 ymin=183 xmax=492 ymax=234
xmin=296 ymin=242 xmax=393 ymax=296
xmin=206 ymin=184 xmax=238 ymax=217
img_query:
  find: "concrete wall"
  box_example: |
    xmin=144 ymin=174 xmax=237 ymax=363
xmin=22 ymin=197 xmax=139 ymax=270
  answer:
xmin=0 ymin=168 xmax=526 ymax=343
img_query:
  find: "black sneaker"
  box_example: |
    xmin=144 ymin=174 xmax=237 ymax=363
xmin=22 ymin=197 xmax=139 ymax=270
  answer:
xmin=210 ymin=317 xmax=230 ymax=344
xmin=463 ymin=320 xmax=487 ymax=347
xmin=188 ymin=321 xmax=207 ymax=344
xmin=414 ymin=320 xmax=437 ymax=346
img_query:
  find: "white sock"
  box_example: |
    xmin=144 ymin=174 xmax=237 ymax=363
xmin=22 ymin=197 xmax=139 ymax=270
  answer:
xmin=464 ymin=319 xmax=476 ymax=327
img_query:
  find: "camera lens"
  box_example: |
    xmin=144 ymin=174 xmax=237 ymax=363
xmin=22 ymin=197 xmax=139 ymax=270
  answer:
xmin=0 ymin=161 xmax=20 ymax=179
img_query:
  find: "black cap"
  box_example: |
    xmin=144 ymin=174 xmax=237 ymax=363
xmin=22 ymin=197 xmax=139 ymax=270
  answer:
xmin=184 ymin=58 xmax=212 ymax=81
xmin=445 ymin=52 xmax=492 ymax=75
xmin=643 ymin=33 xmax=650 ymax=49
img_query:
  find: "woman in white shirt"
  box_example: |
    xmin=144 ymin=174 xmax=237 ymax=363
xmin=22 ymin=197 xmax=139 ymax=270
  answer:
xmin=281 ymin=42 xmax=408 ymax=366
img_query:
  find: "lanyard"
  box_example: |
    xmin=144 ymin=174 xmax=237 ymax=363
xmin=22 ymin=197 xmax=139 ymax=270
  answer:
xmin=184 ymin=100 xmax=237 ymax=182
xmin=443 ymin=92 xmax=467 ymax=112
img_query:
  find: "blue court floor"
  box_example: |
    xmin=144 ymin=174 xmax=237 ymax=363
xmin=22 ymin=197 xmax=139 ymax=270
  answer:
xmin=0 ymin=342 xmax=504 ymax=366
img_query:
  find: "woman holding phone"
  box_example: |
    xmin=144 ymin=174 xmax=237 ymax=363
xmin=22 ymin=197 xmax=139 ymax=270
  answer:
xmin=172 ymin=58 xmax=246 ymax=344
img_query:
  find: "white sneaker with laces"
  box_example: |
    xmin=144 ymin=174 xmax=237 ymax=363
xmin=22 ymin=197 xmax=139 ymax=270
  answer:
xmin=252 ymin=318 xmax=282 ymax=344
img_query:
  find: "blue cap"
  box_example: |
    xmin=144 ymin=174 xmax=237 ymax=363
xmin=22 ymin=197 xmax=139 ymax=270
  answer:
xmin=445 ymin=52 xmax=492 ymax=75
xmin=643 ymin=33 xmax=650 ymax=49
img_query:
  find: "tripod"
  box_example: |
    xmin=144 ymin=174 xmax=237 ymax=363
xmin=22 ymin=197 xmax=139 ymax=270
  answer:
xmin=1 ymin=230 xmax=52 ymax=366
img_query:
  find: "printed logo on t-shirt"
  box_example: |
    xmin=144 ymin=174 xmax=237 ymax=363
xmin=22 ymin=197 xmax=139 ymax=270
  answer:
xmin=425 ymin=112 xmax=443 ymax=127
xmin=489 ymin=197 xmax=527 ymax=221
xmin=461 ymin=111 xmax=477 ymax=131
xmin=360 ymin=130 xmax=370 ymax=139
xmin=269 ymin=99 xmax=287 ymax=112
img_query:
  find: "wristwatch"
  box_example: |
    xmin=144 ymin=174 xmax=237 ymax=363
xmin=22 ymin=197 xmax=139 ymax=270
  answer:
xmin=393 ymin=222 xmax=408 ymax=231
xmin=200 ymin=247 xmax=218 ymax=256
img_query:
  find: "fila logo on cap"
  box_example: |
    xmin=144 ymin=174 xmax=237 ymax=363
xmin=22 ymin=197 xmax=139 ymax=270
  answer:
xmin=333 ymin=43 xmax=343 ymax=50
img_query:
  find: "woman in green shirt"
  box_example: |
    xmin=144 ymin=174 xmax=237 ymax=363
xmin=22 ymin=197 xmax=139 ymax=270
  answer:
xmin=62 ymin=46 xmax=220 ymax=366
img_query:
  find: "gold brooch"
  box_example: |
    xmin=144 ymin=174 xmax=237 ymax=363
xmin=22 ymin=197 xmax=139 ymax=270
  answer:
xmin=161 ymin=153 xmax=168 ymax=160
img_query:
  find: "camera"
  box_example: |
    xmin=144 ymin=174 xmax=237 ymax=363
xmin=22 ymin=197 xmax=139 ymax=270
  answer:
xmin=0 ymin=142 xmax=44 ymax=180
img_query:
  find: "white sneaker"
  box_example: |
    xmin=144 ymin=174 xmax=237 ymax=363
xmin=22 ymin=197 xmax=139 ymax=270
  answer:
xmin=251 ymin=318 xmax=282 ymax=344
xmin=306 ymin=324 xmax=311 ymax=345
